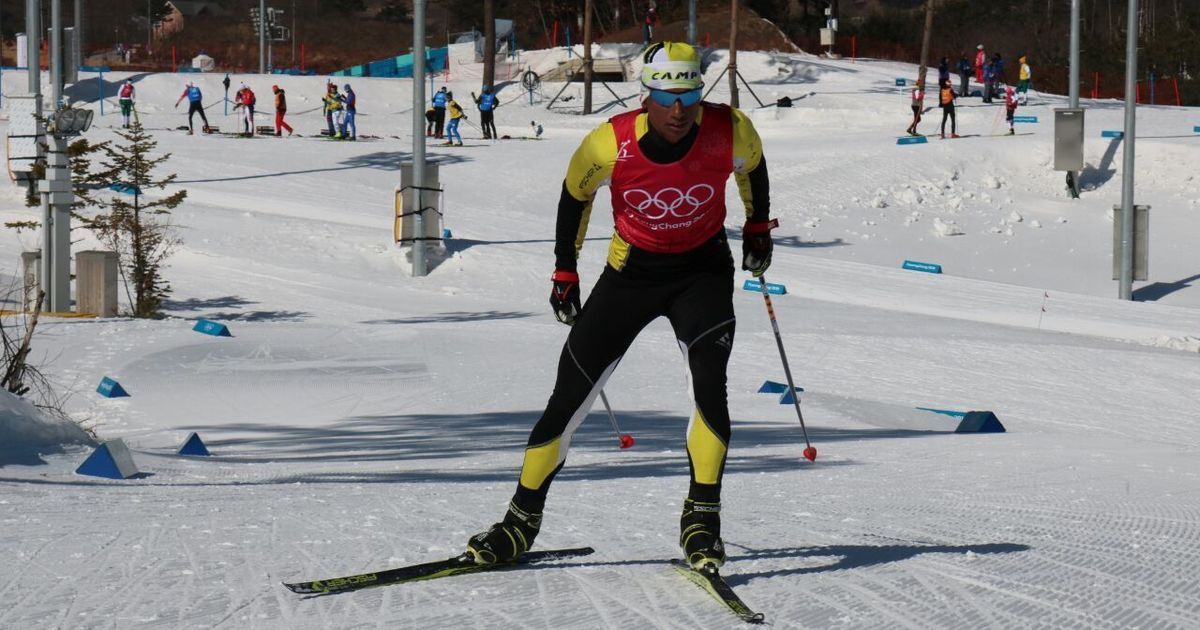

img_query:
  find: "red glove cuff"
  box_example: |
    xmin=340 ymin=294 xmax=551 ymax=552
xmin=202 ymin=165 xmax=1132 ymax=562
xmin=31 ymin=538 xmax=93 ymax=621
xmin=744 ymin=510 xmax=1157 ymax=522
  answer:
xmin=551 ymin=270 xmax=580 ymax=283
xmin=743 ymin=218 xmax=779 ymax=234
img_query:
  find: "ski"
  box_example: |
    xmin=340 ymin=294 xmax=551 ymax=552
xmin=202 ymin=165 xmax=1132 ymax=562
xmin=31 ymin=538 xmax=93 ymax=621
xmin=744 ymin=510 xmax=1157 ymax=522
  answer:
xmin=670 ymin=560 xmax=765 ymax=624
xmin=283 ymin=546 xmax=594 ymax=596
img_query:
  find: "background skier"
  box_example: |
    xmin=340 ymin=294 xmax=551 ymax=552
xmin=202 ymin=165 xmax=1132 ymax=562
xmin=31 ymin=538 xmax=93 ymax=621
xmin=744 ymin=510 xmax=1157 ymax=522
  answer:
xmin=474 ymin=86 xmax=499 ymax=140
xmin=272 ymin=85 xmax=293 ymax=137
xmin=174 ymin=81 xmax=209 ymax=135
xmin=974 ymin=44 xmax=986 ymax=84
xmin=1017 ymin=55 xmax=1032 ymax=104
xmin=956 ymin=53 xmax=972 ymax=96
xmin=341 ymin=84 xmax=357 ymax=141
xmin=906 ymin=79 xmax=925 ymax=136
xmin=444 ymin=93 xmax=465 ymax=146
xmin=118 ymin=79 xmax=136 ymax=128
xmin=432 ymin=86 xmax=448 ymax=139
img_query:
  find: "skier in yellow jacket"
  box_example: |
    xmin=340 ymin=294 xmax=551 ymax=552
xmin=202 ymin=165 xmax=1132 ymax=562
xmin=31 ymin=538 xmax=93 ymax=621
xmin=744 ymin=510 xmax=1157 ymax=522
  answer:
xmin=466 ymin=42 xmax=774 ymax=572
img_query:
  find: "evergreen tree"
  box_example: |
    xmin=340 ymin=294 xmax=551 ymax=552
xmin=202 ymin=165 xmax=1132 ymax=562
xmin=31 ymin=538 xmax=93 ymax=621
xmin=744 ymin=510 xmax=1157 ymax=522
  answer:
xmin=92 ymin=123 xmax=187 ymax=318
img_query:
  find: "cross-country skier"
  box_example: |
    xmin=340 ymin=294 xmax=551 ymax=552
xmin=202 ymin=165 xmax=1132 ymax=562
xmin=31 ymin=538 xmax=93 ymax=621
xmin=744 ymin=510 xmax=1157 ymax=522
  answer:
xmin=1017 ymin=55 xmax=1032 ymax=105
xmin=974 ymin=44 xmax=986 ymax=84
xmin=340 ymin=84 xmax=357 ymax=141
xmin=474 ymin=86 xmax=499 ymax=139
xmin=443 ymin=92 xmax=464 ymax=146
xmin=1005 ymin=85 xmax=1019 ymax=135
xmin=174 ymin=81 xmax=209 ymax=135
xmin=432 ymin=86 xmax=448 ymax=139
xmin=906 ymin=79 xmax=925 ymax=136
xmin=233 ymin=83 xmax=257 ymax=136
xmin=466 ymin=41 xmax=774 ymax=573
xmin=939 ymin=79 xmax=958 ymax=139
xmin=272 ymin=85 xmax=293 ymax=136
xmin=956 ymin=53 xmax=972 ymax=97
xmin=118 ymin=79 xmax=135 ymax=128
xmin=425 ymin=106 xmax=437 ymax=137
xmin=323 ymin=83 xmax=342 ymax=137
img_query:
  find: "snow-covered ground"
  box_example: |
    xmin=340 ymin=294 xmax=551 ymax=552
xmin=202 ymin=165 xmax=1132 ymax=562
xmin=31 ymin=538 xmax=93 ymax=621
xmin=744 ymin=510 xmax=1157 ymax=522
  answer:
xmin=1 ymin=46 xmax=1199 ymax=629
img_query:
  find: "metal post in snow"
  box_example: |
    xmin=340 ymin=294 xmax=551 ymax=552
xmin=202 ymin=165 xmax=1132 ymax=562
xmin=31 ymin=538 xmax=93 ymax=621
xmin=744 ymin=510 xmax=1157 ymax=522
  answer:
xmin=1118 ymin=0 xmax=1139 ymax=300
xmin=1067 ymin=0 xmax=1081 ymax=198
xmin=412 ymin=0 xmax=427 ymax=277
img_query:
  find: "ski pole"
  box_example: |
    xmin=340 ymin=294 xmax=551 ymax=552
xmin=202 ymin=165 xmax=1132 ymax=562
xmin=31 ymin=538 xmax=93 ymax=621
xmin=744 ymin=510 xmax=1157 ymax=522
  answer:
xmin=756 ymin=274 xmax=816 ymax=462
xmin=598 ymin=389 xmax=634 ymax=449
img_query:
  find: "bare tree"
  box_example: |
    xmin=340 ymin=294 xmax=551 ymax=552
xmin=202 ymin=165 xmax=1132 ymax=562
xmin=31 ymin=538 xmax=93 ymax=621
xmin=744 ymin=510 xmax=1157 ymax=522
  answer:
xmin=483 ymin=0 xmax=495 ymax=91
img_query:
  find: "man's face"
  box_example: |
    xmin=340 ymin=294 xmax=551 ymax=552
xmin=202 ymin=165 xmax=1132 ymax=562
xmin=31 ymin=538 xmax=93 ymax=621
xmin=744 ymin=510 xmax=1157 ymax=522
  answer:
xmin=643 ymin=88 xmax=702 ymax=144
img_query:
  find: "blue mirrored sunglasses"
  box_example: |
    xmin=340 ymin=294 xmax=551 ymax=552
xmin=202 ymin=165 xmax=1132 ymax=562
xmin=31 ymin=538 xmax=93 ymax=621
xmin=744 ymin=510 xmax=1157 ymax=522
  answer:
xmin=647 ymin=87 xmax=703 ymax=108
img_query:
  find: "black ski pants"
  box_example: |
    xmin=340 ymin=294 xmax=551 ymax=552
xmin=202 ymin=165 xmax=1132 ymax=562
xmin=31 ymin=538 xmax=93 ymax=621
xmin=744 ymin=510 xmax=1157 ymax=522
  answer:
xmin=188 ymin=101 xmax=209 ymax=131
xmin=513 ymin=254 xmax=736 ymax=513
xmin=480 ymin=110 xmax=497 ymax=139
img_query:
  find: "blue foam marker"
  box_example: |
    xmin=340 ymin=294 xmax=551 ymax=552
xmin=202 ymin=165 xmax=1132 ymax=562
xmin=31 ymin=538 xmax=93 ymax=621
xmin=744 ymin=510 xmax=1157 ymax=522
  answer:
xmin=897 ymin=136 xmax=928 ymax=146
xmin=177 ymin=432 xmax=211 ymax=456
xmin=96 ymin=376 xmax=129 ymax=398
xmin=895 ymin=78 xmax=906 ymax=86
xmin=902 ymin=260 xmax=943 ymax=274
xmin=742 ymin=279 xmax=787 ymax=294
xmin=758 ymin=380 xmax=788 ymax=394
xmin=779 ymin=387 xmax=805 ymax=405
xmin=955 ymin=411 xmax=1006 ymax=433
xmin=915 ymin=406 xmax=968 ymax=419
xmin=1013 ymin=116 xmax=1038 ymax=123
xmin=192 ymin=319 xmax=231 ymax=337
xmin=1102 ymin=130 xmax=1124 ymax=138
xmin=442 ymin=228 xmax=452 ymax=238
xmin=1194 ymin=126 xmax=1200 ymax=133
xmin=76 ymin=439 xmax=140 ymax=479
xmin=108 ymin=183 xmax=142 ymax=195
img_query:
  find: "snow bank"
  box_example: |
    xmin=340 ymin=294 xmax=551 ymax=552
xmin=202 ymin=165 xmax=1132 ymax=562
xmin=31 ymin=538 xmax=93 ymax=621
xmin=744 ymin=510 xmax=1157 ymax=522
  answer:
xmin=0 ymin=389 xmax=93 ymax=466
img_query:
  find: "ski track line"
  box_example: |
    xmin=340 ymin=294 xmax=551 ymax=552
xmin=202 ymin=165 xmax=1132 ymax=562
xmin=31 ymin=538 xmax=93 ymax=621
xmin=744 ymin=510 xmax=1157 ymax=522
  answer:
xmin=920 ymin=564 xmax=1138 ymax=629
xmin=835 ymin=577 xmax=931 ymax=630
xmin=0 ymin=532 xmax=64 ymax=621
xmin=563 ymin=567 xmax=639 ymax=629
xmin=174 ymin=530 xmax=201 ymax=628
xmin=42 ymin=530 xmax=127 ymax=629
xmin=906 ymin=561 xmax=1004 ymax=629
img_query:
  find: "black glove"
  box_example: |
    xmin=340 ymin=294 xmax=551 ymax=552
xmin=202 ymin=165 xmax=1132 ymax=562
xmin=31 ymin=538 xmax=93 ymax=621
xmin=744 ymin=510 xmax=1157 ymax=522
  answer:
xmin=550 ymin=270 xmax=581 ymax=325
xmin=742 ymin=219 xmax=778 ymax=277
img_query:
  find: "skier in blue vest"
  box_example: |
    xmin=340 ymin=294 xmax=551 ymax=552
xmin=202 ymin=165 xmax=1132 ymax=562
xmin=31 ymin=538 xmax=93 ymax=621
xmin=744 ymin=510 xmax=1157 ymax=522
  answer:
xmin=340 ymin=84 xmax=358 ymax=141
xmin=474 ymin=86 xmax=499 ymax=139
xmin=174 ymin=82 xmax=210 ymax=134
xmin=432 ymin=86 xmax=448 ymax=138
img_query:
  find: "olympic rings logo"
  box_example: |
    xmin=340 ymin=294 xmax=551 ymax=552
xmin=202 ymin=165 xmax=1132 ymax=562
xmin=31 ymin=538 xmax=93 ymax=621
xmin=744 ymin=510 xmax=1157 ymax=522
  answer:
xmin=622 ymin=184 xmax=715 ymax=220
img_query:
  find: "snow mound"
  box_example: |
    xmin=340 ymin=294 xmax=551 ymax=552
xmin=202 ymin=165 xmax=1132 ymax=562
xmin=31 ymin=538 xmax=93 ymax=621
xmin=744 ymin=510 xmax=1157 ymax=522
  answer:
xmin=1149 ymin=336 xmax=1200 ymax=353
xmin=932 ymin=217 xmax=964 ymax=237
xmin=0 ymin=390 xmax=94 ymax=467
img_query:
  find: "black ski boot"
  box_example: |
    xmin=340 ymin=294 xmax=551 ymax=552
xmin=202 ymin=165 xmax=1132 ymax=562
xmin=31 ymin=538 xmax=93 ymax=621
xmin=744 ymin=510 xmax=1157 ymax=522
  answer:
xmin=466 ymin=501 xmax=542 ymax=565
xmin=680 ymin=499 xmax=726 ymax=569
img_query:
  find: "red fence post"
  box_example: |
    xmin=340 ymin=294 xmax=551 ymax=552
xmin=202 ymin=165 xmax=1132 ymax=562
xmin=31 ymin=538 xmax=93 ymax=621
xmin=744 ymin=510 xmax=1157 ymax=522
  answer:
xmin=852 ymin=35 xmax=856 ymax=63
xmin=1092 ymin=72 xmax=1099 ymax=99
xmin=1174 ymin=77 xmax=1181 ymax=107
xmin=172 ymin=46 xmax=176 ymax=71
xmin=300 ymin=43 xmax=305 ymax=72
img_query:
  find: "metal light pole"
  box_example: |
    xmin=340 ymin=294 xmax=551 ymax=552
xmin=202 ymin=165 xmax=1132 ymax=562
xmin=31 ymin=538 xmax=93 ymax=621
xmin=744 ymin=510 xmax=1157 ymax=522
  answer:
xmin=74 ymin=0 xmax=82 ymax=69
xmin=259 ymin=0 xmax=266 ymax=73
xmin=583 ymin=0 xmax=593 ymax=114
xmin=1067 ymin=0 xmax=1081 ymax=197
xmin=51 ymin=0 xmax=62 ymax=107
xmin=728 ymin=0 xmax=739 ymax=108
xmin=1118 ymin=0 xmax=1139 ymax=300
xmin=688 ymin=0 xmax=696 ymax=46
xmin=146 ymin=0 xmax=151 ymax=50
xmin=412 ymin=0 xmax=427 ymax=277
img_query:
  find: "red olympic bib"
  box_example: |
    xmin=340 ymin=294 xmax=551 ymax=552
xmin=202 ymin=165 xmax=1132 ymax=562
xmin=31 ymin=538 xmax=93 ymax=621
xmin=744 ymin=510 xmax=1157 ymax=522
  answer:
xmin=608 ymin=103 xmax=734 ymax=253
